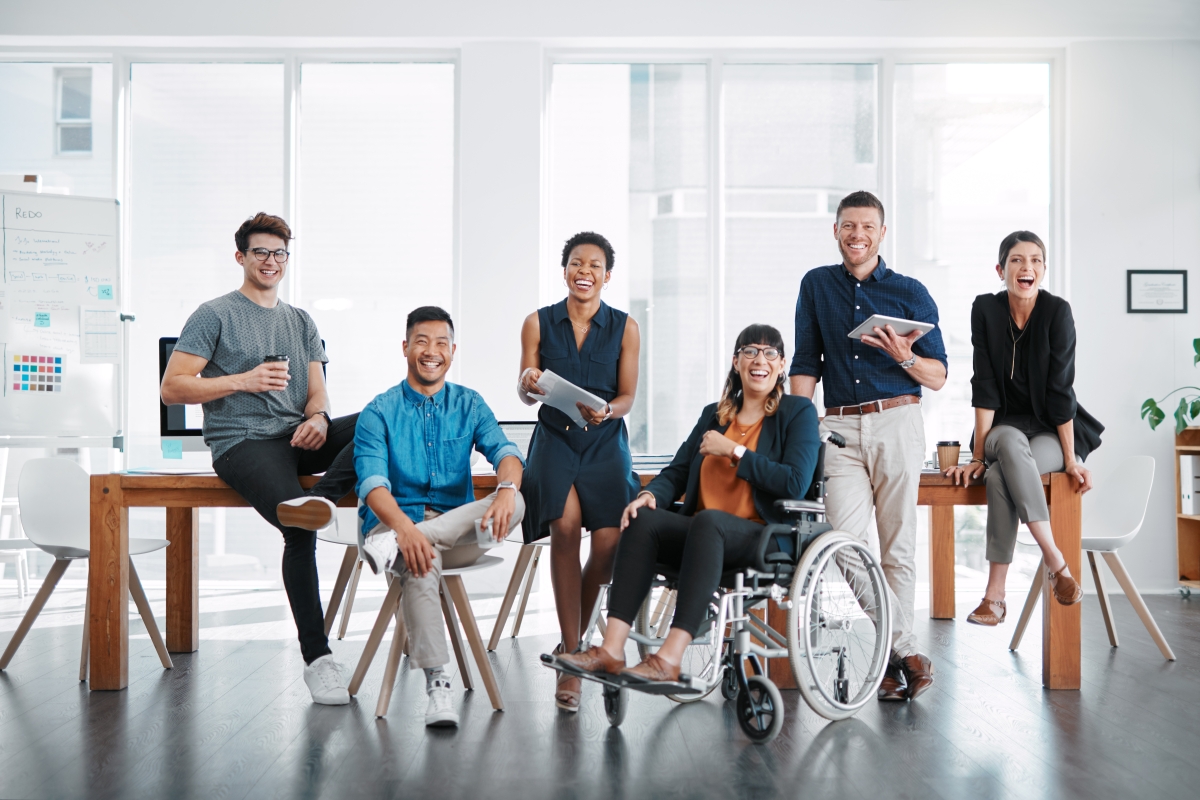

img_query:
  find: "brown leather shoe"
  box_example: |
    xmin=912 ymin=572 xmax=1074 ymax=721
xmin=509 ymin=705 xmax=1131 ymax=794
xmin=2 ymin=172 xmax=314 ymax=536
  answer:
xmin=556 ymin=645 xmax=625 ymax=676
xmin=620 ymin=654 xmax=680 ymax=684
xmin=1048 ymin=568 xmax=1083 ymax=605
xmin=877 ymin=661 xmax=907 ymax=701
xmin=966 ymin=597 xmax=1007 ymax=626
xmin=901 ymin=653 xmax=934 ymax=700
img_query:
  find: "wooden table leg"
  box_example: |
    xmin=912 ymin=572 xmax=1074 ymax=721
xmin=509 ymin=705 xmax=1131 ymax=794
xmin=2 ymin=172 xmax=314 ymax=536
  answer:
xmin=1043 ymin=473 xmax=1081 ymax=689
xmin=90 ymin=475 xmax=128 ymax=690
xmin=929 ymin=506 xmax=956 ymax=619
xmin=166 ymin=507 xmax=199 ymax=653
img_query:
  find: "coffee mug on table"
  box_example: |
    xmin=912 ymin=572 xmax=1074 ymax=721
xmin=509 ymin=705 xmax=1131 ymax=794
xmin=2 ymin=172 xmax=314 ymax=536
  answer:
xmin=936 ymin=441 xmax=961 ymax=471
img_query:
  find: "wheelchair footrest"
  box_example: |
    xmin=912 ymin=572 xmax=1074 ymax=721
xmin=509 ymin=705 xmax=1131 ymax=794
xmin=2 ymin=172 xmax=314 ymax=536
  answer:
xmin=540 ymin=653 xmax=703 ymax=695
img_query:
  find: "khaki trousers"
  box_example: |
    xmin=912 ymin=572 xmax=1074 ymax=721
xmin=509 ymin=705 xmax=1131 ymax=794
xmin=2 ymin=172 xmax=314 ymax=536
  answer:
xmin=821 ymin=403 xmax=925 ymax=658
xmin=370 ymin=491 xmax=525 ymax=669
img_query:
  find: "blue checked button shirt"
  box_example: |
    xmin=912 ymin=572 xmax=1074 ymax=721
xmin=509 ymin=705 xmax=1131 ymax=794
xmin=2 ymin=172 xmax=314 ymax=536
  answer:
xmin=354 ymin=380 xmax=524 ymax=533
xmin=789 ymin=259 xmax=948 ymax=409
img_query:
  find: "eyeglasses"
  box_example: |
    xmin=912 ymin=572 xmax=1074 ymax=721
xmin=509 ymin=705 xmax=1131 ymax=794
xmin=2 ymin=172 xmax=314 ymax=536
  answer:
xmin=737 ymin=346 xmax=782 ymax=361
xmin=246 ymin=247 xmax=290 ymax=263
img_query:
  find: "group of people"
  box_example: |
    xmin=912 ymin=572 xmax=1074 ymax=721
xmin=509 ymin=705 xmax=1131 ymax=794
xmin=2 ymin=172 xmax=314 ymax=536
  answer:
xmin=160 ymin=189 xmax=1101 ymax=730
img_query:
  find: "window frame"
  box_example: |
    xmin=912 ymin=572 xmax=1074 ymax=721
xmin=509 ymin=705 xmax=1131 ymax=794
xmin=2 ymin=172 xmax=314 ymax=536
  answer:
xmin=54 ymin=65 xmax=94 ymax=156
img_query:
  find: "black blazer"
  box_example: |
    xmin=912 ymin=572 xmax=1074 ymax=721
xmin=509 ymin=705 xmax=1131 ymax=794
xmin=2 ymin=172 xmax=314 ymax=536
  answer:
xmin=642 ymin=394 xmax=821 ymax=525
xmin=970 ymin=290 xmax=1103 ymax=460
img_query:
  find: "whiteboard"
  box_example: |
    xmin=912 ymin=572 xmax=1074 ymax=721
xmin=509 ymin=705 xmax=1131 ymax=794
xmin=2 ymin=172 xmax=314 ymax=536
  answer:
xmin=0 ymin=192 xmax=122 ymax=442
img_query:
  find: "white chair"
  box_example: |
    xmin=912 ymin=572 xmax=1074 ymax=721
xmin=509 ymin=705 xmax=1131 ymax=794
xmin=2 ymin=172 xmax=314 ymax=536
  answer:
xmin=0 ymin=458 xmax=174 ymax=679
xmin=0 ymin=449 xmax=34 ymax=598
xmin=1010 ymin=456 xmax=1175 ymax=661
xmin=348 ymin=554 xmax=506 ymax=718
xmin=487 ymin=538 xmax=549 ymax=650
xmin=317 ymin=515 xmax=363 ymax=640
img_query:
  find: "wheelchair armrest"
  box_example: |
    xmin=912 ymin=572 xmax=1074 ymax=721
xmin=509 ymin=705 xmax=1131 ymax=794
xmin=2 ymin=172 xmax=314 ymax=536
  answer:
xmin=754 ymin=523 xmax=797 ymax=573
xmin=774 ymin=498 xmax=826 ymax=516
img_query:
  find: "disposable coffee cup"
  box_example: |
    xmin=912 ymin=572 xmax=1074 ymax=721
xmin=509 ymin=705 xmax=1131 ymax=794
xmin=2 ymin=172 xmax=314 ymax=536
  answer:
xmin=474 ymin=517 xmax=501 ymax=549
xmin=263 ymin=355 xmax=289 ymax=363
xmin=936 ymin=441 xmax=961 ymax=471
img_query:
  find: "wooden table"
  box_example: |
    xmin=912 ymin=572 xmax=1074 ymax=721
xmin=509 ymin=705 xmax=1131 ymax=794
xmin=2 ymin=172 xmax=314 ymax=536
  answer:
xmin=89 ymin=470 xmax=1080 ymax=691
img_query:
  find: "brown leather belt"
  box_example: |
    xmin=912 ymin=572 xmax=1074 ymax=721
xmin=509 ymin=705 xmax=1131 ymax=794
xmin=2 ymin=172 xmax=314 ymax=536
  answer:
xmin=826 ymin=394 xmax=920 ymax=417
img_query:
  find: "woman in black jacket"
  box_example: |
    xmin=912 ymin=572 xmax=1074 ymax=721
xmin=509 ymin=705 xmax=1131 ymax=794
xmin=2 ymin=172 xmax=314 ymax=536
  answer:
xmin=555 ymin=323 xmax=820 ymax=684
xmin=945 ymin=231 xmax=1103 ymax=627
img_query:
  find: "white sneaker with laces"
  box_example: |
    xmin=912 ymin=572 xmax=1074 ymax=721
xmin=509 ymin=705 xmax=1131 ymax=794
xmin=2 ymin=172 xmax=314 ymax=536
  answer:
xmin=425 ymin=679 xmax=459 ymax=727
xmin=277 ymin=496 xmax=338 ymax=535
xmin=359 ymin=530 xmax=399 ymax=575
xmin=304 ymin=654 xmax=350 ymax=705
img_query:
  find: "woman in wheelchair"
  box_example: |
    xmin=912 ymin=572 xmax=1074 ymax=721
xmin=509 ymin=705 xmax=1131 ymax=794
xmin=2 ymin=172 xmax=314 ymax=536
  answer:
xmin=557 ymin=324 xmax=821 ymax=684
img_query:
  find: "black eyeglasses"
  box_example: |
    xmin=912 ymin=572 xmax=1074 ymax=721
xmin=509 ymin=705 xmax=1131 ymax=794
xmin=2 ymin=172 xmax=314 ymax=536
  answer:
xmin=246 ymin=247 xmax=290 ymax=263
xmin=737 ymin=346 xmax=782 ymax=361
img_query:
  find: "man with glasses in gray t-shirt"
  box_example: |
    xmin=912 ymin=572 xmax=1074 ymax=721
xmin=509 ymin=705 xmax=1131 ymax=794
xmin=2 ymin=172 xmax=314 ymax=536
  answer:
xmin=161 ymin=212 xmax=358 ymax=706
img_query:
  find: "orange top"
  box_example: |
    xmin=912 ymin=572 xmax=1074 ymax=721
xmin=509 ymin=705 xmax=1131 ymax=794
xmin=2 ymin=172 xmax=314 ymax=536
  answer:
xmin=696 ymin=416 xmax=765 ymax=522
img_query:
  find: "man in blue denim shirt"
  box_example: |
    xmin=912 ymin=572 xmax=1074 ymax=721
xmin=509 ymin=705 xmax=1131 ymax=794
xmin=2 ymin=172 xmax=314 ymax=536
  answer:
xmin=353 ymin=306 xmax=525 ymax=728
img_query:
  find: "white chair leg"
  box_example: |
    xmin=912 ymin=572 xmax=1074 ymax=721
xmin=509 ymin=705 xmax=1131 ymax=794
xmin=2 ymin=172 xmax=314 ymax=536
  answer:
xmin=1009 ymin=559 xmax=1045 ymax=652
xmin=323 ymin=545 xmax=359 ymax=636
xmin=1100 ymin=552 xmax=1176 ymax=661
xmin=80 ymin=586 xmax=91 ymax=681
xmin=1088 ymin=551 xmax=1119 ymax=647
xmin=128 ymin=561 xmax=173 ymax=669
xmin=0 ymin=558 xmax=71 ymax=669
xmin=511 ymin=548 xmax=541 ymax=639
xmin=487 ymin=544 xmax=534 ymax=650
xmin=18 ymin=553 xmax=29 ymax=600
xmin=337 ymin=559 xmax=364 ymax=641
xmin=445 ymin=574 xmax=504 ymax=711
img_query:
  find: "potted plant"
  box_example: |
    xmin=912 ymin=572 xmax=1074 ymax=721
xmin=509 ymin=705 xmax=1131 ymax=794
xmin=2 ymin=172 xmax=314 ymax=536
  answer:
xmin=1141 ymin=338 xmax=1200 ymax=433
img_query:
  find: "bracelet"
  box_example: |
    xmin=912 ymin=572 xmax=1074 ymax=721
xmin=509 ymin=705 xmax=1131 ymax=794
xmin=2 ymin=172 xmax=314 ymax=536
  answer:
xmin=969 ymin=458 xmax=986 ymax=466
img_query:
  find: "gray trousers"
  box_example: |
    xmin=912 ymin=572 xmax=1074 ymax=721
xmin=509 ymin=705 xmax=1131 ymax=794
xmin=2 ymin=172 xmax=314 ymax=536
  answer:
xmin=983 ymin=425 xmax=1064 ymax=564
xmin=369 ymin=491 xmax=525 ymax=669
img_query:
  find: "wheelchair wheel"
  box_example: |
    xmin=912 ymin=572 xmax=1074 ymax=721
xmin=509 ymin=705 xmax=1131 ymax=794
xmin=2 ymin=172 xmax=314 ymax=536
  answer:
xmin=735 ymin=675 xmax=784 ymax=743
xmin=634 ymin=589 xmax=720 ymax=703
xmin=603 ymin=685 xmax=627 ymax=727
xmin=721 ymin=664 xmax=740 ymax=700
xmin=787 ymin=531 xmax=891 ymax=721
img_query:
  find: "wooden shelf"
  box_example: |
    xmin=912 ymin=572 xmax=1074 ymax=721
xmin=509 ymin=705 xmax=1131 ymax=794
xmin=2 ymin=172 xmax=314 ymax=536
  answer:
xmin=1182 ymin=580 xmax=1200 ymax=589
xmin=1178 ymin=514 xmax=1200 ymax=521
xmin=1177 ymin=432 xmax=1200 ymax=586
xmin=1177 ymin=446 xmax=1200 ymax=452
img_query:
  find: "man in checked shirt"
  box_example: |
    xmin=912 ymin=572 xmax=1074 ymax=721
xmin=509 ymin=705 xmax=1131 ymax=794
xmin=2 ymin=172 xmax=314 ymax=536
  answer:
xmin=789 ymin=190 xmax=947 ymax=702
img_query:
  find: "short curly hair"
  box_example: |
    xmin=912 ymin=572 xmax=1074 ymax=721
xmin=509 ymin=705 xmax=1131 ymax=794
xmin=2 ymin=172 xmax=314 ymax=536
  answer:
xmin=234 ymin=212 xmax=292 ymax=253
xmin=561 ymin=231 xmax=615 ymax=272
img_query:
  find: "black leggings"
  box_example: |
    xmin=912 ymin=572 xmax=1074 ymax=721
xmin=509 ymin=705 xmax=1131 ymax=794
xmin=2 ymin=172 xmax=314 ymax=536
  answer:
xmin=607 ymin=508 xmax=766 ymax=638
xmin=213 ymin=414 xmax=359 ymax=664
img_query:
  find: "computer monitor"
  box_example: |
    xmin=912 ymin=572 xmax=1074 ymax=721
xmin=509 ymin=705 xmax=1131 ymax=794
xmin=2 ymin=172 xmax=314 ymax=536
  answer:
xmin=159 ymin=337 xmax=209 ymax=452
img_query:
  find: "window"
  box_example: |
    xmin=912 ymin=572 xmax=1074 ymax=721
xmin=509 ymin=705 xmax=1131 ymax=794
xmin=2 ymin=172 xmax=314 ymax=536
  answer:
xmin=547 ymin=63 xmax=709 ymax=453
xmin=56 ymin=68 xmax=93 ymax=154
xmin=297 ymin=62 xmax=456 ymax=414
xmin=722 ymin=63 xmax=877 ymax=404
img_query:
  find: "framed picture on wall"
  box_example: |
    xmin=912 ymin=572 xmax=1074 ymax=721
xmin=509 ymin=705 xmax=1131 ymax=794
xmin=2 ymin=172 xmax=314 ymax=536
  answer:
xmin=1128 ymin=270 xmax=1188 ymax=313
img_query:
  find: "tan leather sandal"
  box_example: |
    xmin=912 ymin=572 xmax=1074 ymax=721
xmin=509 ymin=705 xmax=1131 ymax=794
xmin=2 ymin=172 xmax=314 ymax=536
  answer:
xmin=552 ymin=644 xmax=581 ymax=713
xmin=1047 ymin=568 xmax=1083 ymax=605
xmin=966 ymin=597 xmax=1006 ymax=626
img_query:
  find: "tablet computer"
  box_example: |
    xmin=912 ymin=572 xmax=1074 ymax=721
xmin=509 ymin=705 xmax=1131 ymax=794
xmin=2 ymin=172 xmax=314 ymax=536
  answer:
xmin=846 ymin=314 xmax=935 ymax=341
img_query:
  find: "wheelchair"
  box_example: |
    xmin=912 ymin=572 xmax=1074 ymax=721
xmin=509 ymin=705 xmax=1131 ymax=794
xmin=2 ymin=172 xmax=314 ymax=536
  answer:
xmin=542 ymin=432 xmax=892 ymax=744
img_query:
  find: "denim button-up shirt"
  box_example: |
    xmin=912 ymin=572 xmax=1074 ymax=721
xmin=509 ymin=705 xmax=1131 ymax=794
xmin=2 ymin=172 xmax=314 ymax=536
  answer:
xmin=789 ymin=258 xmax=947 ymax=408
xmin=354 ymin=380 xmax=524 ymax=533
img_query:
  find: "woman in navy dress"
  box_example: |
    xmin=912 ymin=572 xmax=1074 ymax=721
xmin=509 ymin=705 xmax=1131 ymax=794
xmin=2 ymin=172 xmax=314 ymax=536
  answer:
xmin=518 ymin=231 xmax=640 ymax=712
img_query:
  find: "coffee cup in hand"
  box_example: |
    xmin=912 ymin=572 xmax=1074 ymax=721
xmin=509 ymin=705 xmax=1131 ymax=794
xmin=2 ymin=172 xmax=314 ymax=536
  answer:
xmin=474 ymin=517 xmax=501 ymax=549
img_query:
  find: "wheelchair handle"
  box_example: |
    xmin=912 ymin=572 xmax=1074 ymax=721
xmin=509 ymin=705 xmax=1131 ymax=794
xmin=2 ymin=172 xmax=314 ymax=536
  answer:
xmin=821 ymin=430 xmax=847 ymax=448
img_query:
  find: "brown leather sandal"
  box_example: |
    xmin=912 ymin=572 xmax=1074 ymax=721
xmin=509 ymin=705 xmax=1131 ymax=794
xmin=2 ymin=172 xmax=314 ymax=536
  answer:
xmin=966 ymin=597 xmax=1006 ymax=626
xmin=552 ymin=644 xmax=581 ymax=713
xmin=1047 ymin=568 xmax=1083 ymax=605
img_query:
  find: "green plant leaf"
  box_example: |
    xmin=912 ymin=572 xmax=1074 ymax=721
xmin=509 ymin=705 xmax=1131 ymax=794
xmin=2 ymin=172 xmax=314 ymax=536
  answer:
xmin=1193 ymin=338 xmax=1200 ymax=365
xmin=1148 ymin=406 xmax=1165 ymax=429
xmin=1141 ymin=398 xmax=1158 ymax=419
xmin=1176 ymin=397 xmax=1191 ymax=434
xmin=1191 ymin=398 xmax=1200 ymax=421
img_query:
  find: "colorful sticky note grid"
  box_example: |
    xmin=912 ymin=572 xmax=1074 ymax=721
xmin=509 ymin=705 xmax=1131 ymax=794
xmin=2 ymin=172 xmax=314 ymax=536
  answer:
xmin=9 ymin=354 xmax=64 ymax=394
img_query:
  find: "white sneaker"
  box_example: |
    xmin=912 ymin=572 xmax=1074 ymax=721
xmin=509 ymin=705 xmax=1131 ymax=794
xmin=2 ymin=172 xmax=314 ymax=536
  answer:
xmin=359 ymin=530 xmax=399 ymax=575
xmin=304 ymin=654 xmax=350 ymax=705
xmin=425 ymin=679 xmax=459 ymax=727
xmin=278 ymin=496 xmax=338 ymax=534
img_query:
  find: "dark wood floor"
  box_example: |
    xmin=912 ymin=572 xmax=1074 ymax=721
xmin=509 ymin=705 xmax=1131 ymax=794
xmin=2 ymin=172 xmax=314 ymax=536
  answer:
xmin=0 ymin=590 xmax=1196 ymax=800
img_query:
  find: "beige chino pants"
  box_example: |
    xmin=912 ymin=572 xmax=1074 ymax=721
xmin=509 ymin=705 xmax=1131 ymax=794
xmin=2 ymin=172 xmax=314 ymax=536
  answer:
xmin=369 ymin=490 xmax=525 ymax=670
xmin=821 ymin=402 xmax=925 ymax=658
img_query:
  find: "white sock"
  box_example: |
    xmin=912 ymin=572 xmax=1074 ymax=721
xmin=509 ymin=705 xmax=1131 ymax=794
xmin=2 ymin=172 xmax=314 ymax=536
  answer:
xmin=424 ymin=666 xmax=446 ymax=691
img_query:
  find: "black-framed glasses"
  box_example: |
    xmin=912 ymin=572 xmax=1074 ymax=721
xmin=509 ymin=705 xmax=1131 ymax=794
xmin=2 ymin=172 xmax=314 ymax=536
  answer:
xmin=246 ymin=247 xmax=290 ymax=263
xmin=737 ymin=346 xmax=782 ymax=361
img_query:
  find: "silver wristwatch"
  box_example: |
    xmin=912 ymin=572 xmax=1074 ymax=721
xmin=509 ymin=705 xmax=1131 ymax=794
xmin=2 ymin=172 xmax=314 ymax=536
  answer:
xmin=497 ymin=481 xmax=516 ymax=492
xmin=898 ymin=356 xmax=917 ymax=370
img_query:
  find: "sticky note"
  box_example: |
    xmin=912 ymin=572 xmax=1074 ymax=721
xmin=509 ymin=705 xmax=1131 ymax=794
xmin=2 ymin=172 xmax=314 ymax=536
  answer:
xmin=98 ymin=285 xmax=113 ymax=300
xmin=161 ymin=439 xmax=183 ymax=459
xmin=34 ymin=313 xmax=50 ymax=328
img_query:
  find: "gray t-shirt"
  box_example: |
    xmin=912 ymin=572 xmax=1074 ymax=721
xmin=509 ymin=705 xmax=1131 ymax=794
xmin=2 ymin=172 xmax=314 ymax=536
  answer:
xmin=175 ymin=290 xmax=327 ymax=459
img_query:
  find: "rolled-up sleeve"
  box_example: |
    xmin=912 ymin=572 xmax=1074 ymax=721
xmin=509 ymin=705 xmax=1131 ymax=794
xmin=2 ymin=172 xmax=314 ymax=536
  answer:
xmin=789 ymin=274 xmax=824 ymax=378
xmin=910 ymin=284 xmax=948 ymax=370
xmin=472 ymin=397 xmax=524 ymax=470
xmin=354 ymin=404 xmax=392 ymax=499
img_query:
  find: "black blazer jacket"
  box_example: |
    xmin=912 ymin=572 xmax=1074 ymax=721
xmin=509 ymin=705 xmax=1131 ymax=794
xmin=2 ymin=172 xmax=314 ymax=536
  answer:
xmin=970 ymin=289 xmax=1103 ymax=460
xmin=642 ymin=394 xmax=821 ymax=524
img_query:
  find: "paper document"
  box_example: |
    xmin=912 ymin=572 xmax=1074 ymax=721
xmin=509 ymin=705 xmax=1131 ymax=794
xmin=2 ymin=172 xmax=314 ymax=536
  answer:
xmin=79 ymin=307 xmax=119 ymax=363
xmin=535 ymin=370 xmax=607 ymax=428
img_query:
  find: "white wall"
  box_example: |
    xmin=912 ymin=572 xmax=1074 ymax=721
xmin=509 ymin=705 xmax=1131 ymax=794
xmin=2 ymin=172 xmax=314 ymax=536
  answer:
xmin=1069 ymin=40 xmax=1200 ymax=592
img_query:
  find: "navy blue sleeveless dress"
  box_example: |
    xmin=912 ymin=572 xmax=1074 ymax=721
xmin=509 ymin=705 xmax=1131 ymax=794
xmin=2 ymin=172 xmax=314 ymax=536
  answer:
xmin=521 ymin=300 xmax=639 ymax=543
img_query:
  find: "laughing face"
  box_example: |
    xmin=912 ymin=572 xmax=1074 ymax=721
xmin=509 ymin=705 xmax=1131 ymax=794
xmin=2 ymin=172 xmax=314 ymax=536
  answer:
xmin=236 ymin=232 xmax=288 ymax=292
xmin=834 ymin=206 xmax=886 ymax=271
xmin=404 ymin=320 xmax=455 ymax=389
xmin=564 ymin=243 xmax=610 ymax=301
xmin=997 ymin=240 xmax=1046 ymax=299
xmin=734 ymin=343 xmax=785 ymax=397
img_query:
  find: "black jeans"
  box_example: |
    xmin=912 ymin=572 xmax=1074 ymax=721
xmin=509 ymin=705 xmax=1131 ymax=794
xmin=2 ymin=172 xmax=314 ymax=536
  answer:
xmin=607 ymin=508 xmax=766 ymax=638
xmin=213 ymin=413 xmax=359 ymax=664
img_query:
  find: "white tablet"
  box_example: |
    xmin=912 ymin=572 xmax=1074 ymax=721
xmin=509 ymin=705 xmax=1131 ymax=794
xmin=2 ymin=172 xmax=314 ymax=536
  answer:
xmin=846 ymin=314 xmax=935 ymax=341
